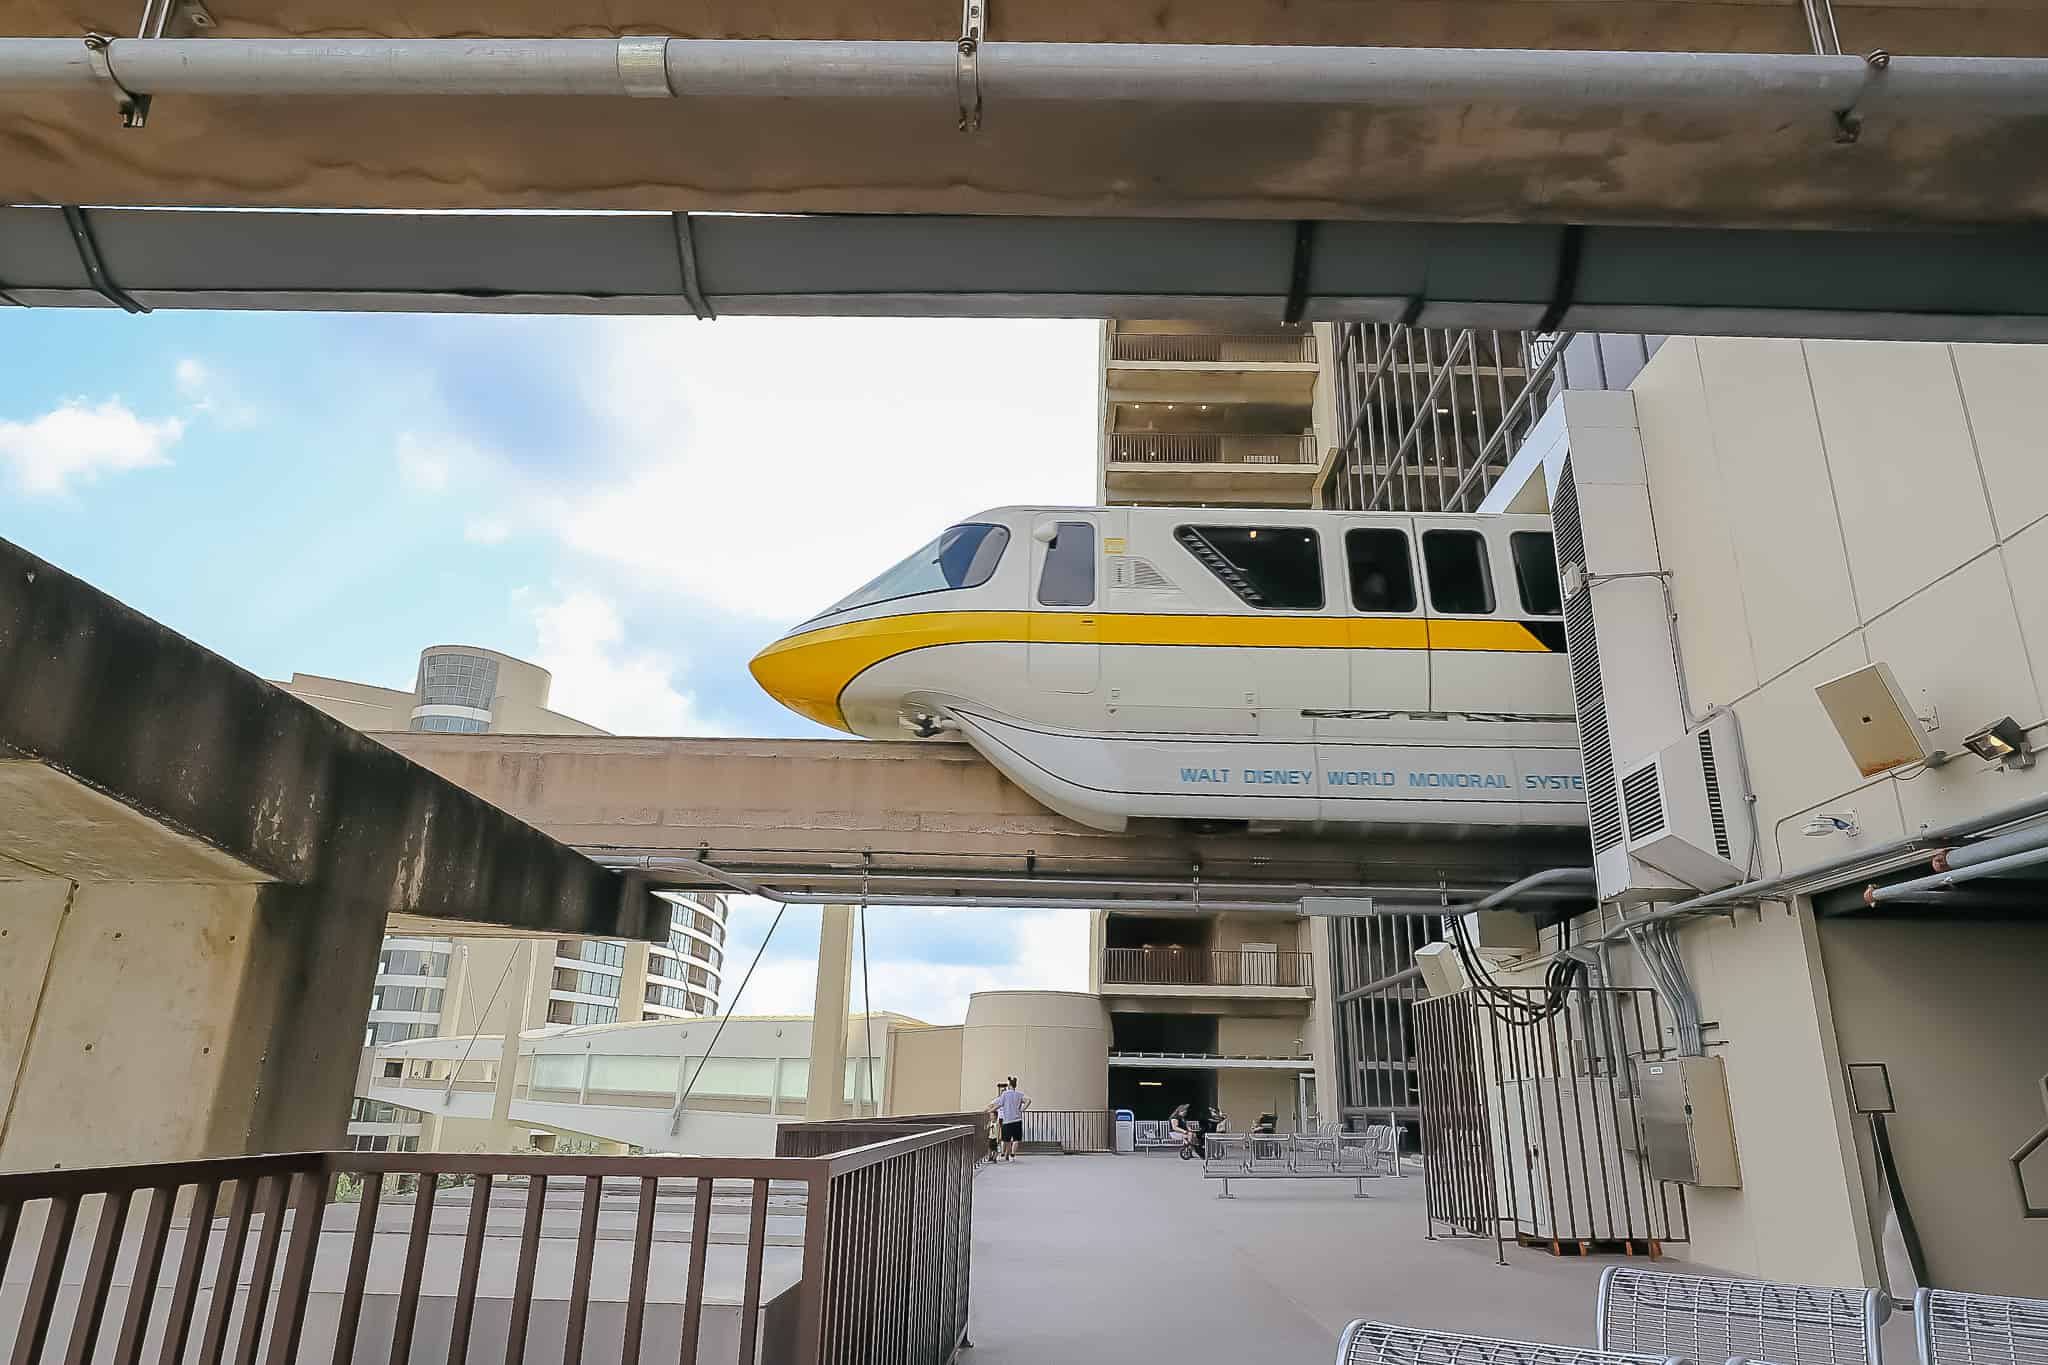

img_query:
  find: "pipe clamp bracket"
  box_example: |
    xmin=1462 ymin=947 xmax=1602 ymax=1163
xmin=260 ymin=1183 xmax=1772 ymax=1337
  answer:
xmin=616 ymin=37 xmax=673 ymax=98
xmin=956 ymin=0 xmax=987 ymax=131
xmin=83 ymin=33 xmax=150 ymax=128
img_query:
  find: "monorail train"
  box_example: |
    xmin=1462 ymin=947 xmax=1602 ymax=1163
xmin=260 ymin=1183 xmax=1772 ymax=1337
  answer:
xmin=750 ymin=506 xmax=1586 ymax=834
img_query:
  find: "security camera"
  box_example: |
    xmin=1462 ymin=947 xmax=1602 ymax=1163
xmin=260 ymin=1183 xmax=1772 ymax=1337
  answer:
xmin=1802 ymin=811 xmax=1860 ymax=837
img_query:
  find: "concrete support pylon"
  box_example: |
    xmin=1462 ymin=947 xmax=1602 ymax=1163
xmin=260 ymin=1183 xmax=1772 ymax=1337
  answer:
xmin=484 ymin=941 xmax=532 ymax=1151
xmin=805 ymin=905 xmax=855 ymax=1120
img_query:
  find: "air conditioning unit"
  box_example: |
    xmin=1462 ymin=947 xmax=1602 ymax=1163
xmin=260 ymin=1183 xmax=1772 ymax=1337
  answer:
xmin=1612 ymin=710 xmax=1751 ymax=895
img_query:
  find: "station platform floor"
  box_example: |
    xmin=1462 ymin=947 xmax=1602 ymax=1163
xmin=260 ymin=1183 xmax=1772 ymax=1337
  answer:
xmin=966 ymin=1152 xmax=1710 ymax=1365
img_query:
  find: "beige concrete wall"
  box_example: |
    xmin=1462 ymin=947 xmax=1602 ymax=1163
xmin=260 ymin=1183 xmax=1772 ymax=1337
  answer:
xmin=1214 ymin=1016 xmax=1310 ymax=1131
xmin=960 ymin=991 xmax=1110 ymax=1112
xmin=1602 ymin=336 xmax=2048 ymax=1287
xmin=1674 ymin=908 xmax=1872 ymax=1285
xmin=0 ymin=874 xmax=379 ymax=1172
xmin=1817 ymin=917 xmax=2048 ymax=1297
xmin=886 ymin=1024 xmax=965 ymax=1116
xmin=1217 ymin=1070 xmax=1304 ymax=1132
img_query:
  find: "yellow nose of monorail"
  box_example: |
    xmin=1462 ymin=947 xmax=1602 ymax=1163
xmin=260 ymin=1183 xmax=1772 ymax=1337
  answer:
xmin=748 ymin=629 xmax=858 ymax=734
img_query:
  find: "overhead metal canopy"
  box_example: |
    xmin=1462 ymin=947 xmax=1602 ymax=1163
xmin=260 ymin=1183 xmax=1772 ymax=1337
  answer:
xmin=2 ymin=29 xmax=2047 ymax=231
xmin=5 ymin=205 xmax=2047 ymax=341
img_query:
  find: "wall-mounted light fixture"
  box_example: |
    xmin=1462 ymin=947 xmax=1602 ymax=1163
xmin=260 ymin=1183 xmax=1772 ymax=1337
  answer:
xmin=1802 ymin=811 xmax=1861 ymax=837
xmin=1962 ymin=716 xmax=2034 ymax=770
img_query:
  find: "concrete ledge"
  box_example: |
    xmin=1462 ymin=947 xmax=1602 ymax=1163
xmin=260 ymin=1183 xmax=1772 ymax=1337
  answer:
xmin=0 ymin=536 xmax=658 ymax=939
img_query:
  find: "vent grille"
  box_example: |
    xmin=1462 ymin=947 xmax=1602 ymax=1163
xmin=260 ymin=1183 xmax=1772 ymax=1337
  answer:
xmin=1110 ymin=556 xmax=1175 ymax=591
xmin=1621 ymin=763 xmax=1666 ymax=841
xmin=1699 ymin=730 xmax=1733 ymax=860
xmin=1554 ymin=458 xmax=1624 ymax=852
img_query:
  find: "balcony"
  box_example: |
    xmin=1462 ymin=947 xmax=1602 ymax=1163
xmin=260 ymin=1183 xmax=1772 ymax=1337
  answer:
xmin=1101 ymin=432 xmax=1324 ymax=507
xmin=1101 ymin=947 xmax=1314 ymax=1000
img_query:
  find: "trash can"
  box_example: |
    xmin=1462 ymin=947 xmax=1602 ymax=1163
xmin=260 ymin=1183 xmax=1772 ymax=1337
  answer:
xmin=1113 ymin=1109 xmax=1136 ymax=1154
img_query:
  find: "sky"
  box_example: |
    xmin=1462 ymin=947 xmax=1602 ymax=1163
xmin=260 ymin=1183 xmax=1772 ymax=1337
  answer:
xmin=1 ymin=307 xmax=1102 ymax=1026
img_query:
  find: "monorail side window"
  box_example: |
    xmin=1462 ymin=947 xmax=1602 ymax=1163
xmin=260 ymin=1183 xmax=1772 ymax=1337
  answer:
xmin=1038 ymin=520 xmax=1097 ymax=607
xmin=1510 ymin=531 xmax=1563 ymax=616
xmin=1345 ymin=529 xmax=1417 ymax=613
xmin=1422 ymin=529 xmax=1495 ymax=614
xmin=1174 ymin=526 xmax=1323 ymax=610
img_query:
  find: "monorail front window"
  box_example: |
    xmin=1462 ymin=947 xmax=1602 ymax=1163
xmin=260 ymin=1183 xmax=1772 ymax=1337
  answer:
xmin=822 ymin=522 xmax=1010 ymax=615
xmin=1422 ymin=529 xmax=1495 ymax=614
xmin=1175 ymin=525 xmax=1323 ymax=610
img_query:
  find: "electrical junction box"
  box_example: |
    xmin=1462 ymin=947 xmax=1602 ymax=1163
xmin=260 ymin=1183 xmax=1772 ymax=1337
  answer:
xmin=1636 ymin=1055 xmax=1741 ymax=1187
xmin=1414 ymin=941 xmax=1470 ymax=997
xmin=1465 ymin=908 xmax=1541 ymax=955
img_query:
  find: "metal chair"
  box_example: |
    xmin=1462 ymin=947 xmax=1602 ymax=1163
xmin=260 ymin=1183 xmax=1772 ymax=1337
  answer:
xmin=1342 ymin=1321 xmax=1691 ymax=1365
xmin=1293 ymin=1133 xmax=1340 ymax=1174
xmin=1596 ymin=1267 xmax=1888 ymax=1365
xmin=1913 ymin=1288 xmax=2048 ymax=1365
xmin=1363 ymin=1124 xmax=1402 ymax=1176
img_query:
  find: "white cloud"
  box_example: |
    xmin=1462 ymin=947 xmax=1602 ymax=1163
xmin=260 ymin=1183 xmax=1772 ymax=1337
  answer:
xmin=713 ymin=902 xmax=1091 ymax=1027
xmin=467 ymin=318 xmax=1098 ymax=623
xmin=0 ymin=398 xmax=182 ymax=497
xmin=464 ymin=518 xmax=511 ymax=545
xmin=526 ymin=586 xmax=723 ymax=736
xmin=395 ymin=431 xmax=474 ymax=493
xmin=174 ymin=357 xmax=258 ymax=427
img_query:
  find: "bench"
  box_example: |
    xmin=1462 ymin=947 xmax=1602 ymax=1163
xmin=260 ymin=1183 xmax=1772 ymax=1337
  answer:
xmin=1598 ymin=1267 xmax=1888 ymax=1365
xmin=1343 ymin=1321 xmax=1691 ymax=1365
xmin=1913 ymin=1288 xmax=2048 ymax=1365
xmin=1204 ymin=1131 xmax=1392 ymax=1197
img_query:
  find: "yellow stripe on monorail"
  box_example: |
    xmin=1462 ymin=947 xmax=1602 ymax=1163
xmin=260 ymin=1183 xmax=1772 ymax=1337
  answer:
xmin=751 ymin=610 xmax=1560 ymax=732
xmin=761 ymin=610 xmax=1554 ymax=657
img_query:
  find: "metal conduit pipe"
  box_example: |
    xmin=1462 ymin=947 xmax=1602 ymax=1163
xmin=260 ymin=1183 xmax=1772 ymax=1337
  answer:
xmin=1863 ymin=842 xmax=2048 ymax=906
xmin=1 ymin=37 xmax=2045 ymax=119
xmin=1929 ymin=818 xmax=2048 ymax=873
xmin=1584 ymin=788 xmax=2048 ymax=946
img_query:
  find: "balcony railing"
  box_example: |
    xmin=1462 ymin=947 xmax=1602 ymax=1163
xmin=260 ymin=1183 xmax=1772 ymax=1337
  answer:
xmin=1020 ymin=1109 xmax=1114 ymax=1153
xmin=1103 ymin=432 xmax=1318 ymax=467
xmin=1102 ymin=946 xmax=1314 ymax=989
xmin=1111 ymin=331 xmax=1317 ymax=363
xmin=0 ymin=1116 xmax=977 ymax=1365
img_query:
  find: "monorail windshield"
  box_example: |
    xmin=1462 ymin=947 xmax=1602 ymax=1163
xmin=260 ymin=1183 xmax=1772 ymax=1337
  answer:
xmin=819 ymin=522 xmax=1011 ymax=618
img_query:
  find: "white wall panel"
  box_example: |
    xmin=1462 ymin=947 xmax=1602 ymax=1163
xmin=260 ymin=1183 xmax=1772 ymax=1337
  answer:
xmin=1806 ymin=341 xmax=1994 ymax=618
xmin=1951 ymin=344 xmax=2048 ymax=539
xmin=1633 ymin=337 xmax=1760 ymax=710
xmin=1698 ymin=339 xmax=1862 ymax=681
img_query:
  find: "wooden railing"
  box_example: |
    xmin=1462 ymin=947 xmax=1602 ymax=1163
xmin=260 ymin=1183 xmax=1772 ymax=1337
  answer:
xmin=0 ymin=1124 xmax=976 ymax=1365
xmin=1102 ymin=946 xmax=1314 ymax=988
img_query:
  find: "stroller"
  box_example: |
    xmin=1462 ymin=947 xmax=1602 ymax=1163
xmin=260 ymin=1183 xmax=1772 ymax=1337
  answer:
xmin=1174 ymin=1109 xmax=1227 ymax=1160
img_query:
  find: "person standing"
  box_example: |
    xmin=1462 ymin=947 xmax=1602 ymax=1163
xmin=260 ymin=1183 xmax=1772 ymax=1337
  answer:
xmin=987 ymin=1077 xmax=1032 ymax=1161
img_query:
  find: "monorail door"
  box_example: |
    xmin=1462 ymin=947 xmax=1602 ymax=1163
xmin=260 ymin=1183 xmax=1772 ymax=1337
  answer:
xmin=1028 ymin=513 xmax=1101 ymax=694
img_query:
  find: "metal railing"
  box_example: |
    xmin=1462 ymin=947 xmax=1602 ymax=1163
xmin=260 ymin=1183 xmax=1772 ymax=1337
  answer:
xmin=1019 ymin=1110 xmax=1112 ymax=1153
xmin=1102 ymin=432 xmax=1318 ymax=466
xmin=0 ymin=1122 xmax=975 ymax=1365
xmin=1110 ymin=330 xmax=1316 ymax=363
xmin=1102 ymin=946 xmax=1313 ymax=988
